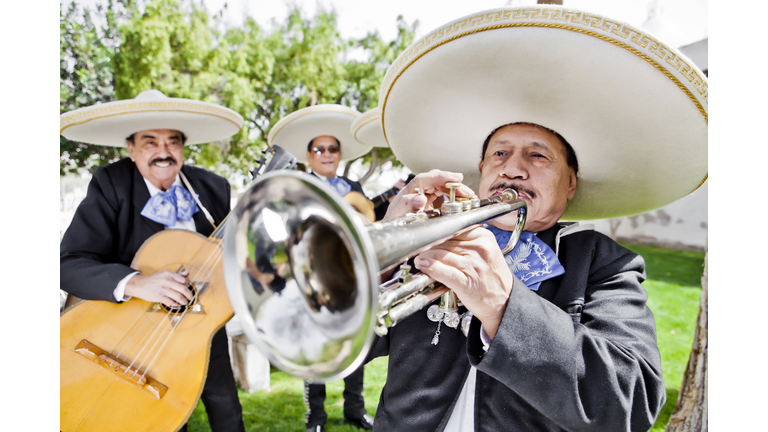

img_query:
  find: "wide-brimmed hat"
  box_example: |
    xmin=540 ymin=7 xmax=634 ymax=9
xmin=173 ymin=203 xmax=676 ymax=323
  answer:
xmin=59 ymin=89 xmax=244 ymax=146
xmin=379 ymin=6 xmax=708 ymax=220
xmin=268 ymin=105 xmax=371 ymax=163
xmin=350 ymin=107 xmax=388 ymax=148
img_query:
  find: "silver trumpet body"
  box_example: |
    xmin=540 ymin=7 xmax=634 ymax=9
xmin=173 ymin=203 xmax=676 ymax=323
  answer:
xmin=222 ymin=170 xmax=526 ymax=382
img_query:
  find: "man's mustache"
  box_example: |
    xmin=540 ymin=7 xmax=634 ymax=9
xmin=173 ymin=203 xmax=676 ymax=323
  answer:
xmin=150 ymin=156 xmax=177 ymax=166
xmin=489 ymin=181 xmax=536 ymax=199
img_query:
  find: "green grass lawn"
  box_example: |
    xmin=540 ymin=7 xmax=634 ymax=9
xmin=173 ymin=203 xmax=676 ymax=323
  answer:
xmin=621 ymin=243 xmax=705 ymax=432
xmin=188 ymin=243 xmax=705 ymax=431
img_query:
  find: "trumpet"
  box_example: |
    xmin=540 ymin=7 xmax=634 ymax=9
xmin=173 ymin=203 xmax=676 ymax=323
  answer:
xmin=222 ymin=171 xmax=526 ymax=382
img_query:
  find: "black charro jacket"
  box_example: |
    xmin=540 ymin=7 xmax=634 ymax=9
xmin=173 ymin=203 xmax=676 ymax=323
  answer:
xmin=367 ymin=223 xmax=666 ymax=432
xmin=60 ymin=158 xmax=231 ymax=302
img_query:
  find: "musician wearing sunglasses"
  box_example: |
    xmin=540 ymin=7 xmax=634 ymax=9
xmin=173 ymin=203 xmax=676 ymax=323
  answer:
xmin=306 ymin=136 xmax=367 ymax=201
xmin=60 ymin=90 xmax=245 ymax=432
xmin=361 ymin=6 xmax=707 ymax=432
xmin=303 ymin=135 xmax=375 ymax=432
xmin=267 ymin=105 xmax=376 ymax=432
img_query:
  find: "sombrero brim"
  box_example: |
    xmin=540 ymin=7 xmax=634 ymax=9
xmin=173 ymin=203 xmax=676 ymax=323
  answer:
xmin=380 ymin=6 xmax=708 ymax=220
xmin=350 ymin=107 xmax=389 ymax=148
xmin=267 ymin=105 xmax=370 ymax=163
xmin=60 ymin=97 xmax=244 ymax=146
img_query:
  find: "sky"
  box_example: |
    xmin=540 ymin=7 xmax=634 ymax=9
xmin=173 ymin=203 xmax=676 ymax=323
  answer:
xmin=75 ymin=0 xmax=707 ymax=48
xmin=201 ymin=0 xmax=708 ymax=47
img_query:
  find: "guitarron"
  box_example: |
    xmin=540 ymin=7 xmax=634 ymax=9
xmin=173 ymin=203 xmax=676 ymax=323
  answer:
xmin=60 ymin=145 xmax=297 ymax=431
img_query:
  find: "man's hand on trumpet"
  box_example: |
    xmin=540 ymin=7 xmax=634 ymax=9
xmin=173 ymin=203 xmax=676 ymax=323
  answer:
xmin=382 ymin=169 xmax=514 ymax=340
xmin=413 ymin=228 xmax=513 ymax=340
xmin=383 ymin=169 xmax=473 ymax=218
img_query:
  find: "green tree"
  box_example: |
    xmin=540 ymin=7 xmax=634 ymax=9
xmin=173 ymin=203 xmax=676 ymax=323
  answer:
xmin=113 ymin=0 xmax=274 ymax=178
xmin=60 ymin=0 xmax=417 ymax=187
xmin=60 ymin=0 xmax=128 ymax=175
xmin=341 ymin=16 xmax=417 ymax=182
xmin=247 ymin=7 xmax=349 ymax=165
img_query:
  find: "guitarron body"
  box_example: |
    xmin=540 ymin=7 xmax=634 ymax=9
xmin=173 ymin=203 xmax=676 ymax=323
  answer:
xmin=60 ymin=229 xmax=234 ymax=432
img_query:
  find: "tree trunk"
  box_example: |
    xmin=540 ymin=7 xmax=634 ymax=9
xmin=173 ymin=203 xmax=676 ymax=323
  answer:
xmin=608 ymin=218 xmax=622 ymax=241
xmin=361 ymin=149 xmax=379 ymax=184
xmin=665 ymin=251 xmax=708 ymax=431
xmin=229 ymin=334 xmax=271 ymax=393
xmin=229 ymin=334 xmax=250 ymax=391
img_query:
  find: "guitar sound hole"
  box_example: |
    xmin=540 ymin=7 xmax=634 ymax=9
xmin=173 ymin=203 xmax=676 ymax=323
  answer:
xmin=163 ymin=283 xmax=198 ymax=313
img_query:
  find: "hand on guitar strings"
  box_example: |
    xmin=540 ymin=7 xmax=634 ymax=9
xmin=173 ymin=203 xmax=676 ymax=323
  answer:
xmin=125 ymin=270 xmax=194 ymax=307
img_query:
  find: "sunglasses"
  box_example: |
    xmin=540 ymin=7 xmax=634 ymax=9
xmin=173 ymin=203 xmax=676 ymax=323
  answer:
xmin=312 ymin=146 xmax=340 ymax=155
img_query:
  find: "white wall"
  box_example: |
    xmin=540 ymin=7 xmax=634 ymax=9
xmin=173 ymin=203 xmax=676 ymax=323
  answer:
xmin=585 ymin=182 xmax=708 ymax=251
xmin=60 ymin=173 xmax=91 ymax=240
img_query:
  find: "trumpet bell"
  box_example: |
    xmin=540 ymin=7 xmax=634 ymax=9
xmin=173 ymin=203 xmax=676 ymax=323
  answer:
xmin=222 ymin=171 xmax=379 ymax=382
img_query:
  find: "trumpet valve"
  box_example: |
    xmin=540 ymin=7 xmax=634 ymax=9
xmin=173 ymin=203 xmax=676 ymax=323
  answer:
xmin=426 ymin=304 xmax=444 ymax=322
xmin=442 ymin=182 xmax=464 ymax=215
xmin=427 ymin=304 xmax=460 ymax=328
xmin=399 ymin=264 xmax=412 ymax=284
xmin=443 ymin=312 xmax=461 ymax=329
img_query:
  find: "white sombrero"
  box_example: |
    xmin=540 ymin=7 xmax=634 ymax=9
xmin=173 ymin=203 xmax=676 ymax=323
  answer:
xmin=350 ymin=107 xmax=388 ymax=148
xmin=267 ymin=104 xmax=370 ymax=163
xmin=380 ymin=6 xmax=708 ymax=220
xmin=60 ymin=89 xmax=244 ymax=146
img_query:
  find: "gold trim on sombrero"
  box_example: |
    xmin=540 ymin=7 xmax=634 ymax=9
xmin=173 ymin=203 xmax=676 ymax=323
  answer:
xmin=267 ymin=104 xmax=361 ymax=146
xmin=380 ymin=7 xmax=709 ymax=192
xmin=380 ymin=8 xmax=707 ymax=110
xmin=60 ymin=101 xmax=244 ymax=133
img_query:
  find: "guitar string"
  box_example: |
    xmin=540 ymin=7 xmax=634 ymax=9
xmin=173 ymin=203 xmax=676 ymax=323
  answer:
xmin=124 ymin=243 xmax=223 ymax=379
xmin=107 ymin=311 xmax=154 ymax=368
xmin=133 ymin=245 xmax=224 ymax=382
xmin=123 ymin=220 xmax=230 ymax=381
xmin=121 ymin=304 xmax=175 ymax=378
xmin=131 ymin=244 xmax=224 ymax=381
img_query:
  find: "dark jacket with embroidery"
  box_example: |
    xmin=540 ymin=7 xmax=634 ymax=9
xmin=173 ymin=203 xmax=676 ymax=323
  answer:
xmin=367 ymin=223 xmax=666 ymax=431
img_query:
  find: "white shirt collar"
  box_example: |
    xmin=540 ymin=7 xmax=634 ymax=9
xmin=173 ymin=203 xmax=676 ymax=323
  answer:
xmin=310 ymin=170 xmax=337 ymax=182
xmin=143 ymin=175 xmax=183 ymax=197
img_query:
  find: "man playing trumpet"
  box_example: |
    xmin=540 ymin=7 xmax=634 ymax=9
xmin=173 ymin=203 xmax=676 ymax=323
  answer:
xmin=365 ymin=5 xmax=707 ymax=431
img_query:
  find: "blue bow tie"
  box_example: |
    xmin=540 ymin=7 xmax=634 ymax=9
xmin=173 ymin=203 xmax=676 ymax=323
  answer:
xmin=141 ymin=185 xmax=199 ymax=226
xmin=485 ymin=226 xmax=565 ymax=291
xmin=327 ymin=176 xmax=352 ymax=196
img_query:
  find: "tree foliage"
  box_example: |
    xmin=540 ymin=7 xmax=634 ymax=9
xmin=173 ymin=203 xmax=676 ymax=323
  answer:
xmin=60 ymin=0 xmax=127 ymax=174
xmin=60 ymin=0 xmax=416 ymax=185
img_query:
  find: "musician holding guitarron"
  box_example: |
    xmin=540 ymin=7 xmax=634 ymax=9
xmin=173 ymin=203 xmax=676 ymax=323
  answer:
xmin=60 ymin=90 xmax=245 ymax=432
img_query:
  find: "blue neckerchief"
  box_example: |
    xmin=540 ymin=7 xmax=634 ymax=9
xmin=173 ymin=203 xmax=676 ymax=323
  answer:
xmin=485 ymin=225 xmax=565 ymax=291
xmin=327 ymin=176 xmax=352 ymax=196
xmin=141 ymin=185 xmax=199 ymax=226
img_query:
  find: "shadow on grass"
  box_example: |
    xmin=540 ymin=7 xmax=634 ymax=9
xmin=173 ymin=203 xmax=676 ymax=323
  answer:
xmin=620 ymin=243 xmax=705 ymax=287
xmin=650 ymin=387 xmax=680 ymax=432
xmin=187 ymin=363 xmax=384 ymax=432
xmin=187 ymin=382 xmax=307 ymax=432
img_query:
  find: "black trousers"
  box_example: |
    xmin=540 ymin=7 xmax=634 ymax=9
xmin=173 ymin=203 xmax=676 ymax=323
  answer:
xmin=304 ymin=364 xmax=366 ymax=427
xmin=179 ymin=328 xmax=245 ymax=432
